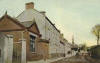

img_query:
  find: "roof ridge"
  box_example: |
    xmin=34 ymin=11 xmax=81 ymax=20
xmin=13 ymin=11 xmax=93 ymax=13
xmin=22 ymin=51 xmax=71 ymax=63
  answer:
xmin=45 ymin=16 xmax=60 ymax=33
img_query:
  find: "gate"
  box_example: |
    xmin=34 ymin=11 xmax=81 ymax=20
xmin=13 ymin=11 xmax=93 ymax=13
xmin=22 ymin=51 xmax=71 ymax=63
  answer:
xmin=12 ymin=42 xmax=22 ymax=63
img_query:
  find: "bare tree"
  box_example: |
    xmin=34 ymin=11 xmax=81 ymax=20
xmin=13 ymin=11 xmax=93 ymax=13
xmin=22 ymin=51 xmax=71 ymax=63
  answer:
xmin=92 ymin=24 xmax=100 ymax=45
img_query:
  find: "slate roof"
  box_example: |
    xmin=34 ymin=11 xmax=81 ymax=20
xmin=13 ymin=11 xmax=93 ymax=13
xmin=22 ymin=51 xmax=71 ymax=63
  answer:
xmin=17 ymin=9 xmax=60 ymax=33
xmin=45 ymin=17 xmax=60 ymax=33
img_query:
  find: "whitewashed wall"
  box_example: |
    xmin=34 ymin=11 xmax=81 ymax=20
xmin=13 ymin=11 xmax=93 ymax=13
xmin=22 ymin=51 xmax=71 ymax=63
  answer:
xmin=20 ymin=39 xmax=26 ymax=63
xmin=0 ymin=33 xmax=13 ymax=63
xmin=0 ymin=33 xmax=5 ymax=63
xmin=17 ymin=9 xmax=70 ymax=55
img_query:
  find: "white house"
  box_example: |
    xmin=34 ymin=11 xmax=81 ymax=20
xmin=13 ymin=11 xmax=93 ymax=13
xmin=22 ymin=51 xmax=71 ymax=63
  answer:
xmin=17 ymin=2 xmax=73 ymax=58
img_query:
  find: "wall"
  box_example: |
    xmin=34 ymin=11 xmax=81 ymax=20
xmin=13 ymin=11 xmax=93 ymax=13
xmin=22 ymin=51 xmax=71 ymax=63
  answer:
xmin=0 ymin=33 xmax=13 ymax=63
xmin=37 ymin=42 xmax=49 ymax=59
xmin=0 ymin=33 xmax=5 ymax=63
xmin=17 ymin=9 xmax=71 ymax=58
xmin=2 ymin=30 xmax=49 ymax=61
xmin=2 ymin=31 xmax=31 ymax=61
xmin=33 ymin=11 xmax=61 ymax=57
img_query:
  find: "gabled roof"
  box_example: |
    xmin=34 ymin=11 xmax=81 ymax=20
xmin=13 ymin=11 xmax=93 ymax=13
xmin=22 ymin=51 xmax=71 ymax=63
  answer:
xmin=27 ymin=22 xmax=40 ymax=35
xmin=16 ymin=9 xmax=60 ymax=33
xmin=0 ymin=13 xmax=25 ymax=31
xmin=0 ymin=13 xmax=40 ymax=36
xmin=1 ymin=14 xmax=25 ymax=28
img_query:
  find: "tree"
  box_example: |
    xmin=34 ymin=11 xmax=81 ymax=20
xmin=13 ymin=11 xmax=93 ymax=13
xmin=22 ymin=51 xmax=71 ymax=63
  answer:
xmin=92 ymin=24 xmax=100 ymax=45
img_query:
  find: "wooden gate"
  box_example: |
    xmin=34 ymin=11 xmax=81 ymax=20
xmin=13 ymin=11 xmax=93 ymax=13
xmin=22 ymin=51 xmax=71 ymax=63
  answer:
xmin=12 ymin=42 xmax=22 ymax=63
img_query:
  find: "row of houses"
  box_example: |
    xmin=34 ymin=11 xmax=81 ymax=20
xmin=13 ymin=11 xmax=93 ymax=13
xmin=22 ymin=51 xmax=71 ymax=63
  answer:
xmin=0 ymin=2 xmax=77 ymax=63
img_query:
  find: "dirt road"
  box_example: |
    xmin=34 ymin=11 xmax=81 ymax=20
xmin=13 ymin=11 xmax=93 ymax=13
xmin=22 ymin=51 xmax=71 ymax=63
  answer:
xmin=51 ymin=55 xmax=100 ymax=63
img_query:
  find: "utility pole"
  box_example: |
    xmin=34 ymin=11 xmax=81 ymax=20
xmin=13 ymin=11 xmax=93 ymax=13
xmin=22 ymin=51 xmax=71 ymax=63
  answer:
xmin=97 ymin=31 xmax=100 ymax=45
xmin=72 ymin=35 xmax=75 ymax=45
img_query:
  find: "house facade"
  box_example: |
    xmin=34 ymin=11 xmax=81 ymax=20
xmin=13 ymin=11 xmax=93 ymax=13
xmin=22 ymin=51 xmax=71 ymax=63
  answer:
xmin=0 ymin=2 xmax=76 ymax=63
xmin=0 ymin=13 xmax=49 ymax=62
xmin=17 ymin=2 xmax=74 ymax=58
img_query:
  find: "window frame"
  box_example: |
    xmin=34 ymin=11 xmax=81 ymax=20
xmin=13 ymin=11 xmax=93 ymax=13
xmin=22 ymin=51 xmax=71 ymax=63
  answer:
xmin=29 ymin=32 xmax=37 ymax=53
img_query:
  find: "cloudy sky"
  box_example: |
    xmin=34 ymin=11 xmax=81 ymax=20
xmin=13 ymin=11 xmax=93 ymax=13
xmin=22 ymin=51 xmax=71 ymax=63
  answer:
xmin=0 ymin=0 xmax=100 ymax=46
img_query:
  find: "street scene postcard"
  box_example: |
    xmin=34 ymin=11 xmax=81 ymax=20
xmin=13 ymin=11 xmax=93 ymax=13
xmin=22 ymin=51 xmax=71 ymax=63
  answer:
xmin=0 ymin=0 xmax=100 ymax=63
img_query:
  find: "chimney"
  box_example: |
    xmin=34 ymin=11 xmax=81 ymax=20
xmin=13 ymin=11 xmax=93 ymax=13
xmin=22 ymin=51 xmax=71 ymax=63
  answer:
xmin=40 ymin=11 xmax=46 ymax=16
xmin=25 ymin=2 xmax=34 ymax=9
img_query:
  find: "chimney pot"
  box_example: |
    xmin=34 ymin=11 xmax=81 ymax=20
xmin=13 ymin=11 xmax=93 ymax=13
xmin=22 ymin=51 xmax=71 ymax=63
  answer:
xmin=25 ymin=2 xmax=34 ymax=9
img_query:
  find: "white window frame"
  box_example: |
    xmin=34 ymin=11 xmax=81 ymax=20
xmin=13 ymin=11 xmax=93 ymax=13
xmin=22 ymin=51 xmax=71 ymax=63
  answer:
xmin=29 ymin=32 xmax=37 ymax=53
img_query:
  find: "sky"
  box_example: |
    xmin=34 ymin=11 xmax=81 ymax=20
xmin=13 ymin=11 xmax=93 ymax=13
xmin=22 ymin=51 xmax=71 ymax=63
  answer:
xmin=0 ymin=0 xmax=100 ymax=46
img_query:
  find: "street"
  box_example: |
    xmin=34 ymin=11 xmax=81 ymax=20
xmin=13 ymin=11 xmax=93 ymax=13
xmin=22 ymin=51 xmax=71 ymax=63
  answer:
xmin=51 ymin=55 xmax=100 ymax=63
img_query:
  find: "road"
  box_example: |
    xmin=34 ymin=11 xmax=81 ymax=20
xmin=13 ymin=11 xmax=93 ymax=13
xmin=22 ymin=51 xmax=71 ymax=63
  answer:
xmin=51 ymin=55 xmax=100 ymax=63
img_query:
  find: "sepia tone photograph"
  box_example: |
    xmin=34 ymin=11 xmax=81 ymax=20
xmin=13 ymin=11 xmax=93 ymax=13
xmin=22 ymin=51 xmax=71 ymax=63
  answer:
xmin=0 ymin=0 xmax=100 ymax=63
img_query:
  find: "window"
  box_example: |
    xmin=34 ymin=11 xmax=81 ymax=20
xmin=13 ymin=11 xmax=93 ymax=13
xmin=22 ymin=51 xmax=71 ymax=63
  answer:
xmin=30 ymin=35 xmax=36 ymax=52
